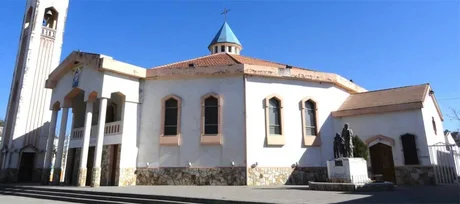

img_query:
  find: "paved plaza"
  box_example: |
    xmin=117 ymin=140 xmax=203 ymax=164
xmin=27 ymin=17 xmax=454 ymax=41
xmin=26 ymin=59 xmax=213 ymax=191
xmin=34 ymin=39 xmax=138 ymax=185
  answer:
xmin=0 ymin=184 xmax=458 ymax=204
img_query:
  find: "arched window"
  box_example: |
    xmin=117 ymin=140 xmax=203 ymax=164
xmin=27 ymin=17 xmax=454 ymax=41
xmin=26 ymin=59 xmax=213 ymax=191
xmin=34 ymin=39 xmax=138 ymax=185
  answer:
xmin=264 ymin=95 xmax=284 ymax=145
xmin=214 ymin=46 xmax=218 ymax=53
xmin=163 ymin=98 xmax=179 ymax=136
xmin=200 ymin=93 xmax=222 ymax=145
xmin=432 ymin=117 xmax=437 ymax=135
xmin=160 ymin=95 xmax=182 ymax=145
xmin=228 ymin=46 xmax=233 ymax=53
xmin=268 ymin=97 xmax=282 ymax=135
xmin=204 ymin=96 xmax=219 ymax=135
xmin=42 ymin=8 xmax=58 ymax=29
xmin=304 ymin=100 xmax=317 ymax=136
xmin=221 ymin=45 xmax=225 ymax=52
xmin=401 ymin=134 xmax=419 ymax=165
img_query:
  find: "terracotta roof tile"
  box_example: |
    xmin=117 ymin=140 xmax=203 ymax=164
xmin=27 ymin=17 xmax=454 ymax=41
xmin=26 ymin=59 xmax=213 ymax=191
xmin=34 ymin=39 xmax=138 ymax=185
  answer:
xmin=337 ymin=84 xmax=429 ymax=111
xmin=151 ymin=53 xmax=309 ymax=70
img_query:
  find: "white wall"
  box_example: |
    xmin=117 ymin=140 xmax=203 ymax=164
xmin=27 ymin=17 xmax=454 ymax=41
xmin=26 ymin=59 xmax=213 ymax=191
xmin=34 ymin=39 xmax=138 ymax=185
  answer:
xmin=137 ymin=76 xmax=245 ymax=168
xmin=50 ymin=66 xmax=103 ymax=107
xmin=421 ymin=93 xmax=445 ymax=146
xmin=335 ymin=110 xmax=430 ymax=166
xmin=245 ymin=76 xmax=350 ymax=167
xmin=102 ymin=72 xmax=140 ymax=103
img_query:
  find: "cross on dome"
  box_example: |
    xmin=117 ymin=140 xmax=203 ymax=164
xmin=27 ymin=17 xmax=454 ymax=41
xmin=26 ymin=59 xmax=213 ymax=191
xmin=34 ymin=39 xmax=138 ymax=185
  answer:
xmin=208 ymin=9 xmax=243 ymax=55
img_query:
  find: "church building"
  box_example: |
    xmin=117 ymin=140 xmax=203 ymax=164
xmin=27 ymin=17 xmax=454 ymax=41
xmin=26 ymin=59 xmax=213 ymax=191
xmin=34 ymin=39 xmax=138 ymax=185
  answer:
xmin=1 ymin=0 xmax=452 ymax=187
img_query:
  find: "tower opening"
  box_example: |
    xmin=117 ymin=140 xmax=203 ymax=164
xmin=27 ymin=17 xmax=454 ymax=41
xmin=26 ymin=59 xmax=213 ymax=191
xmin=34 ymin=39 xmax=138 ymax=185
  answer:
xmin=24 ymin=7 xmax=33 ymax=29
xmin=42 ymin=8 xmax=58 ymax=29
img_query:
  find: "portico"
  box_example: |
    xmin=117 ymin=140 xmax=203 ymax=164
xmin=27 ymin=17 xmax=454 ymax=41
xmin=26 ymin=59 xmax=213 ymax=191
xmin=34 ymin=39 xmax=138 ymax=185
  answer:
xmin=42 ymin=52 xmax=144 ymax=187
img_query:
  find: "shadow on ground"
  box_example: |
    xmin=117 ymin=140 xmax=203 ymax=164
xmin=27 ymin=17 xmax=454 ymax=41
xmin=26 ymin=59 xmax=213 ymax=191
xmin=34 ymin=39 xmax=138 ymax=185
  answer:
xmin=256 ymin=185 xmax=460 ymax=203
xmin=333 ymin=185 xmax=460 ymax=204
xmin=0 ymin=184 xmax=274 ymax=204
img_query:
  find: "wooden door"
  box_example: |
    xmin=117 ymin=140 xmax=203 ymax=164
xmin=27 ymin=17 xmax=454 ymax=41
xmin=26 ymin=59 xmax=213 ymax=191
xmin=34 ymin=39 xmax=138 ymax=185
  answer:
xmin=370 ymin=143 xmax=396 ymax=182
xmin=18 ymin=152 xmax=35 ymax=182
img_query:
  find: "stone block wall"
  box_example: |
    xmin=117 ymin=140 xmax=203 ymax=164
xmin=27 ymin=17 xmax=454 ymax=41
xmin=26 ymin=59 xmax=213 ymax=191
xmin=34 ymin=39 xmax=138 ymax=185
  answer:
xmin=32 ymin=168 xmax=42 ymax=182
xmin=395 ymin=165 xmax=435 ymax=185
xmin=247 ymin=167 xmax=327 ymax=186
xmin=0 ymin=168 xmax=18 ymax=183
xmin=118 ymin=168 xmax=136 ymax=186
xmin=100 ymin=145 xmax=111 ymax=186
xmin=136 ymin=167 xmax=247 ymax=185
xmin=71 ymin=148 xmax=81 ymax=185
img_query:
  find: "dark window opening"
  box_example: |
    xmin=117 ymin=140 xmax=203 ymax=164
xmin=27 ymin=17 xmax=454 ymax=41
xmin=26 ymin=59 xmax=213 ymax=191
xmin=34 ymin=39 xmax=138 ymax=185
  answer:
xmin=214 ymin=46 xmax=218 ymax=53
xmin=164 ymin=98 xmax=178 ymax=136
xmin=269 ymin=98 xmax=282 ymax=135
xmin=304 ymin=100 xmax=317 ymax=136
xmin=401 ymin=134 xmax=420 ymax=165
xmin=228 ymin=46 xmax=233 ymax=52
xmin=432 ymin=117 xmax=437 ymax=135
xmin=204 ymin=96 xmax=219 ymax=135
xmin=221 ymin=46 xmax=225 ymax=52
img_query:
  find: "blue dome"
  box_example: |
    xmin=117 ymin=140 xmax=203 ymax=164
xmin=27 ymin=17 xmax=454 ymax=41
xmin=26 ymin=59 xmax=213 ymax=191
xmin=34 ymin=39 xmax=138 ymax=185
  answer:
xmin=209 ymin=22 xmax=241 ymax=47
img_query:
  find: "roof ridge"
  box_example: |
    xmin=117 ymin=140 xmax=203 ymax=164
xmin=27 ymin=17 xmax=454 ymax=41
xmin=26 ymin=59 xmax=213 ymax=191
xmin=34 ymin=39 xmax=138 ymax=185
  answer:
xmin=225 ymin=53 xmax=242 ymax=64
xmin=351 ymin=83 xmax=429 ymax=95
xmin=151 ymin=53 xmax=226 ymax=69
xmin=233 ymin=54 xmax=286 ymax=67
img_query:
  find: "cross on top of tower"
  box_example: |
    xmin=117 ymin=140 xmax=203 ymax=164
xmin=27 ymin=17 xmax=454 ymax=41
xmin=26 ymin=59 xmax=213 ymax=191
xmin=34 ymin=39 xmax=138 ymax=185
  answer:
xmin=221 ymin=8 xmax=231 ymax=22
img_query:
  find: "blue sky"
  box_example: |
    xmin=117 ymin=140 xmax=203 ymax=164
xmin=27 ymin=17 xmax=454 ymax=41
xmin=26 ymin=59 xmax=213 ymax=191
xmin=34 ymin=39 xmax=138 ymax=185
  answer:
xmin=0 ymin=0 xmax=459 ymax=132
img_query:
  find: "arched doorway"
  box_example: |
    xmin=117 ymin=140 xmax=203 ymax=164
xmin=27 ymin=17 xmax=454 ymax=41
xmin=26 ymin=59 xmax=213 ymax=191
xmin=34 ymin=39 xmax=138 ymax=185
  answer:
xmin=18 ymin=145 xmax=38 ymax=182
xmin=370 ymin=143 xmax=396 ymax=182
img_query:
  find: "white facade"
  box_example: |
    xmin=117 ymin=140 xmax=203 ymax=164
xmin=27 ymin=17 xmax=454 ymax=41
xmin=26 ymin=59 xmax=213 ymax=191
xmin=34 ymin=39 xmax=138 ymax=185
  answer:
xmin=138 ymin=76 xmax=245 ymax=168
xmin=245 ymin=76 xmax=350 ymax=167
xmin=1 ymin=0 xmax=69 ymax=170
xmin=335 ymin=110 xmax=428 ymax=166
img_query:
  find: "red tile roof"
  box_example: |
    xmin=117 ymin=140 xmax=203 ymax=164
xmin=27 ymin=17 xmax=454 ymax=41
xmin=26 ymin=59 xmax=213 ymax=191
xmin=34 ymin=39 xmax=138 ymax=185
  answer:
xmin=151 ymin=53 xmax=309 ymax=70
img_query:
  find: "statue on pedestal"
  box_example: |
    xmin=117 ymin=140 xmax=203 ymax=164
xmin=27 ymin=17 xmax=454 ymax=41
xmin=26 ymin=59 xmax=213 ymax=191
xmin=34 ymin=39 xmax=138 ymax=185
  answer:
xmin=333 ymin=133 xmax=344 ymax=158
xmin=333 ymin=123 xmax=354 ymax=158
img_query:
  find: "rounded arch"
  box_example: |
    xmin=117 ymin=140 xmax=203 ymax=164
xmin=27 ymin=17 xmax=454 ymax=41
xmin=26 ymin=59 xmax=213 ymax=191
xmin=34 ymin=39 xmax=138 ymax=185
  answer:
xmin=264 ymin=94 xmax=283 ymax=108
xmin=86 ymin=91 xmax=98 ymax=102
xmin=43 ymin=7 xmax=59 ymax=29
xmin=365 ymin=135 xmax=395 ymax=147
xmin=24 ymin=6 xmax=33 ymax=29
xmin=19 ymin=144 xmax=38 ymax=153
xmin=51 ymin=101 xmax=61 ymax=111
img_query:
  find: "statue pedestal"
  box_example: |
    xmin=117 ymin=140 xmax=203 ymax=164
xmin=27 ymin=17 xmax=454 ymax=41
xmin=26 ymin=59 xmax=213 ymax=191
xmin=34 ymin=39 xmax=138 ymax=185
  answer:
xmin=327 ymin=158 xmax=370 ymax=184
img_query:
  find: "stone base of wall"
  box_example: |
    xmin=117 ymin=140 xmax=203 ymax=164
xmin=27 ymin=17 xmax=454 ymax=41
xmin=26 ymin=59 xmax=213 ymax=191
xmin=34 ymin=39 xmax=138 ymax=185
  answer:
xmin=136 ymin=167 xmax=247 ymax=185
xmin=0 ymin=168 xmax=18 ymax=183
xmin=41 ymin=168 xmax=52 ymax=185
xmin=32 ymin=168 xmax=42 ymax=183
xmin=395 ymin=166 xmax=435 ymax=185
xmin=119 ymin=168 xmax=136 ymax=186
xmin=247 ymin=167 xmax=327 ymax=186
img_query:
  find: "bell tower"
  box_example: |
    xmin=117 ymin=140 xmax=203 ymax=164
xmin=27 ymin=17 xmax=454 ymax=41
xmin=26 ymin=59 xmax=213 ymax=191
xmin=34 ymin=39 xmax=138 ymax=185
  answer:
xmin=0 ymin=0 xmax=69 ymax=181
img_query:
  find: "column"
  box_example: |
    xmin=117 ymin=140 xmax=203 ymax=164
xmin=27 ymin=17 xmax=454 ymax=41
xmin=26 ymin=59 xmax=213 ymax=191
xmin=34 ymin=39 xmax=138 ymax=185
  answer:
xmin=53 ymin=107 xmax=69 ymax=185
xmin=91 ymin=98 xmax=107 ymax=187
xmin=41 ymin=109 xmax=59 ymax=185
xmin=77 ymin=101 xmax=93 ymax=187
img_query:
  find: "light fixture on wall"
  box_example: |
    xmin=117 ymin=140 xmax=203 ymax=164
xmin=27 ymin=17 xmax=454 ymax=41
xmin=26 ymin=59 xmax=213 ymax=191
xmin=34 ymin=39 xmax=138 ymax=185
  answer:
xmin=146 ymin=162 xmax=150 ymax=167
xmin=231 ymin=161 xmax=235 ymax=166
xmin=251 ymin=162 xmax=258 ymax=168
xmin=188 ymin=162 xmax=192 ymax=167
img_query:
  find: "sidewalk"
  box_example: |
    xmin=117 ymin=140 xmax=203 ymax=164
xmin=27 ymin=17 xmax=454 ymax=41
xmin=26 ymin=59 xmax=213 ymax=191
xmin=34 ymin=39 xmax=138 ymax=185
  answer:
xmin=0 ymin=184 xmax=458 ymax=204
